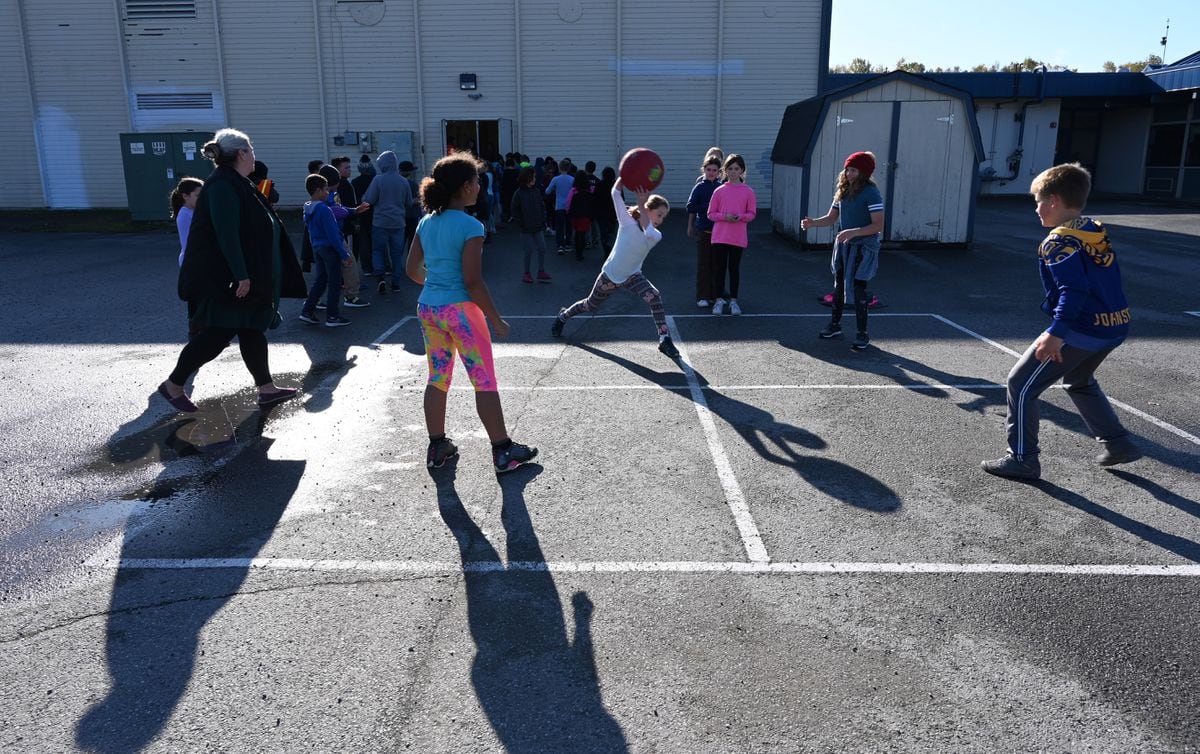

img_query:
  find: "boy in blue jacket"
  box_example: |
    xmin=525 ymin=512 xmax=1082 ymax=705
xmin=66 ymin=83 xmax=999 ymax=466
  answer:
xmin=299 ymin=174 xmax=354 ymax=327
xmin=982 ymin=163 xmax=1141 ymax=479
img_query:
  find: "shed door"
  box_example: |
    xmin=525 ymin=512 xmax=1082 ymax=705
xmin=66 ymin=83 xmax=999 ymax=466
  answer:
xmin=834 ymin=101 xmax=893 ymax=206
xmin=892 ymin=100 xmax=953 ymax=241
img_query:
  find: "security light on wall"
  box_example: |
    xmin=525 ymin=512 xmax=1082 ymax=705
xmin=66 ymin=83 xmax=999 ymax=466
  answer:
xmin=459 ymin=74 xmax=477 ymax=90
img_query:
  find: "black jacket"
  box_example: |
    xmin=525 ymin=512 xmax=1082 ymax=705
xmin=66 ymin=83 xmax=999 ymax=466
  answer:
xmin=509 ymin=186 xmax=547 ymax=233
xmin=179 ymin=165 xmax=307 ymax=303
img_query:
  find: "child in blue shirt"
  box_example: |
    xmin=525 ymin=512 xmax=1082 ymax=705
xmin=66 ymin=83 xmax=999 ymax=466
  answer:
xmin=981 ymin=162 xmax=1140 ymax=479
xmin=802 ymin=151 xmax=884 ymax=351
xmin=406 ymin=153 xmax=537 ymax=473
xmin=298 ymin=174 xmax=354 ymax=326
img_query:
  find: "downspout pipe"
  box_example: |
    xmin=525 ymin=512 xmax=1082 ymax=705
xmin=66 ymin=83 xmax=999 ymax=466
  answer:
xmin=312 ymin=0 xmax=330 ymax=159
xmin=981 ymin=65 xmax=1047 ymax=183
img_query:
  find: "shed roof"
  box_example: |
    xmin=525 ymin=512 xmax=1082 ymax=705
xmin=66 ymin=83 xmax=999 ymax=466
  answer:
xmin=826 ymin=71 xmax=1160 ymax=99
xmin=773 ymin=70 xmax=985 ymax=167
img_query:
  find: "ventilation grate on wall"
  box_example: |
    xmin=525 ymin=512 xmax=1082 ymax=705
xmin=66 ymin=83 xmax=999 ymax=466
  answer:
xmin=125 ymin=1 xmax=197 ymax=19
xmin=135 ymin=92 xmax=214 ymax=110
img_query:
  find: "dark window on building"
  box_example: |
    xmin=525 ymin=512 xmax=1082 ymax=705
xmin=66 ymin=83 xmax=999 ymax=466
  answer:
xmin=124 ymin=1 xmax=196 ymax=20
xmin=1186 ymin=125 xmax=1200 ymax=168
xmin=1146 ymin=124 xmax=1185 ymax=167
xmin=1152 ymin=103 xmax=1189 ymax=123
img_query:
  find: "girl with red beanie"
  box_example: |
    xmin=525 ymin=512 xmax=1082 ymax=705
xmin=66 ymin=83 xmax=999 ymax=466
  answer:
xmin=802 ymin=151 xmax=885 ymax=350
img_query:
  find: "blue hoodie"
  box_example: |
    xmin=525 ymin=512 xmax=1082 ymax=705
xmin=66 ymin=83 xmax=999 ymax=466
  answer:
xmin=1038 ymin=217 xmax=1129 ymax=349
xmin=362 ymin=151 xmax=413 ymax=230
xmin=304 ymin=199 xmax=349 ymax=259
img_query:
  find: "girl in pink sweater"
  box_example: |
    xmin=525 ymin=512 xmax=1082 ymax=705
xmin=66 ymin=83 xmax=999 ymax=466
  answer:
xmin=706 ymin=154 xmax=756 ymax=315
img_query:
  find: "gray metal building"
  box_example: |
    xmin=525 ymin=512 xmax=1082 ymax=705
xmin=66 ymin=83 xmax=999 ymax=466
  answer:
xmin=2 ymin=0 xmax=833 ymax=212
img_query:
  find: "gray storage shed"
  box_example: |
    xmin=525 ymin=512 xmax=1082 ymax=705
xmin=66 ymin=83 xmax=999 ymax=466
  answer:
xmin=771 ymin=71 xmax=986 ymax=247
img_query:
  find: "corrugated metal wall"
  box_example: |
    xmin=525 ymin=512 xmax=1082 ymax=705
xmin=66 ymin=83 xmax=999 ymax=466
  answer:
xmin=23 ymin=0 xmax=130 ymax=208
xmin=4 ymin=0 xmax=823 ymax=210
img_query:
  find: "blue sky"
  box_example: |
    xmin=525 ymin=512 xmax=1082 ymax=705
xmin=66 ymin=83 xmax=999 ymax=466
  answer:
xmin=829 ymin=1 xmax=1199 ymax=72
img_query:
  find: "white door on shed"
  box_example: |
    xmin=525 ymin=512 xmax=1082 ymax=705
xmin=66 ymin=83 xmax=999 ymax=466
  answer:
xmin=892 ymin=100 xmax=954 ymax=241
xmin=833 ymin=101 xmax=893 ymax=206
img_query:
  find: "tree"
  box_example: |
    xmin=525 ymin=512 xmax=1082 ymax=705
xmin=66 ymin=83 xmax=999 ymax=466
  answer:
xmin=848 ymin=57 xmax=874 ymax=74
xmin=896 ymin=57 xmax=926 ymax=73
xmin=1103 ymin=61 xmax=1117 ymax=72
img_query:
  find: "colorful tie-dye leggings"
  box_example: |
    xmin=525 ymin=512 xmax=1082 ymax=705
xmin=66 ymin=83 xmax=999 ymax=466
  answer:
xmin=417 ymin=302 xmax=498 ymax=391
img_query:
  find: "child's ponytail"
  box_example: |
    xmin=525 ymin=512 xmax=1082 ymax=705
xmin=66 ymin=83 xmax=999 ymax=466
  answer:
xmin=420 ymin=153 xmax=485 ymax=214
xmin=169 ymin=177 xmax=204 ymax=219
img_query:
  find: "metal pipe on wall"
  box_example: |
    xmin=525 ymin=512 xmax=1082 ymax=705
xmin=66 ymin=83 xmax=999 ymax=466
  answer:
xmin=715 ymin=0 xmax=725 ymax=146
xmin=412 ymin=0 xmax=427 ymax=172
xmin=211 ymin=0 xmax=230 ymax=123
xmin=513 ymin=0 xmax=523 ymax=152
xmin=615 ymin=0 xmax=622 ymax=157
xmin=312 ymin=0 xmax=330 ymax=159
xmin=15 ymin=0 xmax=48 ymax=206
xmin=110 ymin=0 xmax=135 ymax=131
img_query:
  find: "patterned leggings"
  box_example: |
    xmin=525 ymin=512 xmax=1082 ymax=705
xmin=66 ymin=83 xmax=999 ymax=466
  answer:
xmin=417 ymin=302 xmax=498 ymax=392
xmin=561 ymin=271 xmax=668 ymax=336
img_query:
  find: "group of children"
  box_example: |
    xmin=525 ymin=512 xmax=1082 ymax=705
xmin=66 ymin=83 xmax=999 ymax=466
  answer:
xmin=168 ymin=141 xmax=1141 ymax=479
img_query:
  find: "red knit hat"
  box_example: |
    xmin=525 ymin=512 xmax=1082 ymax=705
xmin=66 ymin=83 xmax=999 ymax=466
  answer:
xmin=844 ymin=151 xmax=875 ymax=179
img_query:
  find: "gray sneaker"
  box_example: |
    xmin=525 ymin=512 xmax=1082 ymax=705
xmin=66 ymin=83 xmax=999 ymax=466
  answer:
xmin=819 ymin=322 xmax=842 ymax=338
xmin=551 ymin=310 xmax=566 ymax=338
xmin=1097 ymin=438 xmax=1142 ymax=467
xmin=981 ymin=454 xmax=1041 ymax=480
xmin=851 ymin=332 xmax=871 ymax=351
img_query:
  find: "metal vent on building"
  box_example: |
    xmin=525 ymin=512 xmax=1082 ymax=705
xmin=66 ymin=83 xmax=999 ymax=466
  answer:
xmin=135 ymin=92 xmax=214 ymax=110
xmin=125 ymin=0 xmax=197 ymax=19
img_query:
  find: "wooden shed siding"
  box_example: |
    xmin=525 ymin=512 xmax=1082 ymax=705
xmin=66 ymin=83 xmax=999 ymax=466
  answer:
xmin=0 ymin=1 xmax=44 ymax=207
xmin=24 ymin=1 xmax=130 ymax=207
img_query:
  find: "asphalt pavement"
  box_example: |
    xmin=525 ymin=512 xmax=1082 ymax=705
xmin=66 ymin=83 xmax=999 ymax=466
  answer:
xmin=1 ymin=196 xmax=1198 ymax=752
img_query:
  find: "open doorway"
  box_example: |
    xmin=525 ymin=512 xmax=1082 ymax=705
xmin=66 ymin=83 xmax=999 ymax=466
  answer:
xmin=443 ymin=119 xmax=513 ymax=159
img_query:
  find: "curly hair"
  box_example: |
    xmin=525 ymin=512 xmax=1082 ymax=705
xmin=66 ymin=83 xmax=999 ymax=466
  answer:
xmin=420 ymin=153 xmax=485 ymax=214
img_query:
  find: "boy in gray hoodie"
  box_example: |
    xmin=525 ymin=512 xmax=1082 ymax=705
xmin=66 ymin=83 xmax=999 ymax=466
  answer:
xmin=362 ymin=150 xmax=414 ymax=294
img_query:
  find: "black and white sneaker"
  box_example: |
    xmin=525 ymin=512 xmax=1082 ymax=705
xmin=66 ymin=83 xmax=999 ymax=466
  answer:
xmin=378 ymin=280 xmax=387 ymax=295
xmin=298 ymin=311 xmax=320 ymax=324
xmin=426 ymin=437 xmax=459 ymax=469
xmin=551 ymin=311 xmax=566 ymax=338
xmin=344 ymin=296 xmax=371 ymax=308
xmin=316 ymin=301 xmax=327 ymax=311
xmin=493 ymin=440 xmax=538 ymax=474
xmin=658 ymin=336 xmax=680 ymax=358
xmin=818 ymin=322 xmax=841 ymax=338
xmin=851 ymin=332 xmax=870 ymax=351
xmin=324 ymin=315 xmax=351 ymax=327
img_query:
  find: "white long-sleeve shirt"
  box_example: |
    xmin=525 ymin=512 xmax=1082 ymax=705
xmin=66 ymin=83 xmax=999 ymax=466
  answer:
xmin=600 ymin=186 xmax=662 ymax=284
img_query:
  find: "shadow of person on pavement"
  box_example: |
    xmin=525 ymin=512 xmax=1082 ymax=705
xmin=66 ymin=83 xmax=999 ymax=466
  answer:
xmin=74 ymin=436 xmax=304 ymax=754
xmin=1032 ymin=478 xmax=1200 ymax=562
xmin=574 ymin=342 xmax=899 ymax=513
xmin=431 ymin=462 xmax=628 ymax=753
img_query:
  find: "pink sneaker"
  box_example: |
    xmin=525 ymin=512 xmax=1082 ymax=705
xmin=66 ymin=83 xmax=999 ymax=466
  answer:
xmin=522 ymin=273 xmax=534 ymax=284
xmin=537 ymin=271 xmax=553 ymax=283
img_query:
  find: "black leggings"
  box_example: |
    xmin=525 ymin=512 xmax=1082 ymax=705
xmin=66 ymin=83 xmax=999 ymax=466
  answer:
xmin=711 ymin=243 xmax=744 ymax=299
xmin=168 ymin=327 xmax=272 ymax=387
xmin=832 ymin=248 xmax=870 ymax=334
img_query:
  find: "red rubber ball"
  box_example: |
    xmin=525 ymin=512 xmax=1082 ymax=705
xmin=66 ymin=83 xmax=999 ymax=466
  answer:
xmin=619 ymin=148 xmax=665 ymax=192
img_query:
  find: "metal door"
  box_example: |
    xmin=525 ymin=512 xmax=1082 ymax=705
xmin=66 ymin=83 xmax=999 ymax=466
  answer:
xmin=498 ymin=118 xmax=513 ymax=155
xmin=891 ymin=100 xmax=953 ymax=241
xmin=833 ymin=101 xmax=894 ymax=206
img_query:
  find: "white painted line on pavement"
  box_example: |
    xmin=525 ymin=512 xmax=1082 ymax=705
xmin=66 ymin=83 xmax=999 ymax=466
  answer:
xmin=668 ymin=315 xmax=769 ymax=564
xmin=500 ymin=313 xmax=935 ymax=319
xmin=934 ymin=314 xmax=1200 ymax=447
xmin=371 ymin=316 xmax=414 ymax=347
xmin=452 ymin=383 xmax=1007 ymax=393
xmin=102 ymin=557 xmax=1200 ymax=577
xmin=1186 ymin=311 xmax=1200 ymax=318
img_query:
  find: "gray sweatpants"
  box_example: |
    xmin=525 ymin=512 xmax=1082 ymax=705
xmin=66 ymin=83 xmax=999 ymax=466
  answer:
xmin=1005 ymin=340 xmax=1129 ymax=459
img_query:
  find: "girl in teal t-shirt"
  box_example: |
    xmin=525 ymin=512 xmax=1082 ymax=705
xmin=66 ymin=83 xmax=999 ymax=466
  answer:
xmin=406 ymin=153 xmax=538 ymax=474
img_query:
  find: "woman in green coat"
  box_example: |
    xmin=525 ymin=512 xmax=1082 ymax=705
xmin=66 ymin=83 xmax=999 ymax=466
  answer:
xmin=157 ymin=128 xmax=307 ymax=412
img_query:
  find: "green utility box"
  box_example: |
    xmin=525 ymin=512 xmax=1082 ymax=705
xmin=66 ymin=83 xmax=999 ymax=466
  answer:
xmin=119 ymin=132 xmax=213 ymax=221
